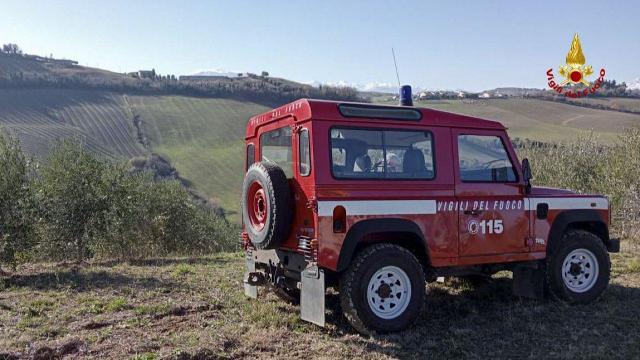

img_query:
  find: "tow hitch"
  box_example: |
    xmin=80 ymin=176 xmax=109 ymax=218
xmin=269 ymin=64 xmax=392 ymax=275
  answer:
xmin=245 ymin=271 xmax=268 ymax=286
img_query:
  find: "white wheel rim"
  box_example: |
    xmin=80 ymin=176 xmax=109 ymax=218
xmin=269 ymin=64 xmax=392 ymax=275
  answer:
xmin=561 ymin=248 xmax=599 ymax=293
xmin=367 ymin=266 xmax=412 ymax=320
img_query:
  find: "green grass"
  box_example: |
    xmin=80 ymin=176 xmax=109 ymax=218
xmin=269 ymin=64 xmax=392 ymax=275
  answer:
xmin=129 ymin=95 xmax=270 ymax=219
xmin=374 ymin=98 xmax=640 ymax=143
xmin=172 ymin=263 xmax=195 ymax=276
xmin=0 ymin=89 xmax=146 ymax=159
xmin=567 ymin=97 xmax=640 ymax=113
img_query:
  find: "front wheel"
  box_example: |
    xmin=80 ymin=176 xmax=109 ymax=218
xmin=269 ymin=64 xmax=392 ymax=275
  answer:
xmin=547 ymin=230 xmax=611 ymax=303
xmin=339 ymin=244 xmax=425 ymax=334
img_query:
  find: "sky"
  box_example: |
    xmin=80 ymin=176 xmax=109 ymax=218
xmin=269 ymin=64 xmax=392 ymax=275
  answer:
xmin=1 ymin=0 xmax=638 ymax=92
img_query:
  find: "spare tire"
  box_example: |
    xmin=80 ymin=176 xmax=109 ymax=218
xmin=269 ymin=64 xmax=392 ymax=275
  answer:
xmin=241 ymin=162 xmax=293 ymax=249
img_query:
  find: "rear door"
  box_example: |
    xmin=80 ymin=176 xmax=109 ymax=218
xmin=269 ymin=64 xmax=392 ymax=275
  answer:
xmin=452 ymin=129 xmax=530 ymax=257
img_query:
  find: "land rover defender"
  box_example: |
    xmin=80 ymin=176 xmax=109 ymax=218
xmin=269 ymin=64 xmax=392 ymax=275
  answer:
xmin=241 ymin=93 xmax=620 ymax=334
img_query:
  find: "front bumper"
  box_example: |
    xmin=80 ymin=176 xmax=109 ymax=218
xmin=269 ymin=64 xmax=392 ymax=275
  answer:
xmin=607 ymin=238 xmax=620 ymax=253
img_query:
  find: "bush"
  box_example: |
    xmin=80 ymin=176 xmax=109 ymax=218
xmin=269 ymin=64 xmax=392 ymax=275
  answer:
xmin=33 ymin=140 xmax=238 ymax=262
xmin=519 ymin=129 xmax=640 ymax=245
xmin=0 ymin=133 xmax=35 ymax=268
xmin=35 ymin=141 xmax=109 ymax=261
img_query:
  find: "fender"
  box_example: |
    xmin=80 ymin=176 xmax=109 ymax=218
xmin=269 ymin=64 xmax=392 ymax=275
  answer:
xmin=547 ymin=209 xmax=609 ymax=252
xmin=335 ymin=218 xmax=429 ymax=272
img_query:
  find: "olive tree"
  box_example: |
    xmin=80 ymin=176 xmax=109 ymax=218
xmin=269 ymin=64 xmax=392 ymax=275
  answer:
xmin=0 ymin=133 xmax=34 ymax=268
xmin=35 ymin=141 xmax=108 ymax=261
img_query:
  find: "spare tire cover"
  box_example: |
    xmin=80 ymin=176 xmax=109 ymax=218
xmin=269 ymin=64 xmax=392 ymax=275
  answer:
xmin=241 ymin=162 xmax=293 ymax=249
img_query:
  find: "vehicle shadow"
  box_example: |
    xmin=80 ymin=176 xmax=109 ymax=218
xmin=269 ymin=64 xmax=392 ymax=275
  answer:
xmin=94 ymin=256 xmax=237 ymax=268
xmin=0 ymin=268 xmax=178 ymax=292
xmin=324 ymin=277 xmax=640 ymax=359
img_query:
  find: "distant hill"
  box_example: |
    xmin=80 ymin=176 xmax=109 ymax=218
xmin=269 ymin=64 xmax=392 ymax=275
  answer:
xmin=0 ymin=52 xmax=362 ymax=105
xmin=0 ymin=88 xmax=145 ymax=159
xmin=2 ymin=49 xmax=640 ymax=220
xmin=483 ymin=87 xmax=546 ymax=97
xmin=373 ymin=97 xmax=640 ymax=143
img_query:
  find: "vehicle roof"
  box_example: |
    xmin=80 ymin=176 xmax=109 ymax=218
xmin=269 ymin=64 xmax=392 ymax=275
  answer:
xmin=246 ymin=98 xmax=505 ymax=139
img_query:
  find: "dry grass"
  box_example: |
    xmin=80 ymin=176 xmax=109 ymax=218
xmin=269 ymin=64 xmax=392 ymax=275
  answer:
xmin=1 ymin=249 xmax=639 ymax=359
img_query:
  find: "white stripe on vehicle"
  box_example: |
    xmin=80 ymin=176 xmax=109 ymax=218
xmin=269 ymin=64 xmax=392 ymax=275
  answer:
xmin=527 ymin=197 xmax=608 ymax=210
xmin=317 ymin=200 xmax=437 ymax=217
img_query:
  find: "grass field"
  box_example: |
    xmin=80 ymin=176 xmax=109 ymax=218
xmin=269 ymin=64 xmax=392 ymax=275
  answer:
xmin=128 ymin=95 xmax=271 ymax=218
xmin=1 ymin=248 xmax=638 ymax=359
xmin=0 ymin=89 xmax=145 ymax=159
xmin=566 ymin=97 xmax=640 ymax=114
xmin=374 ymin=98 xmax=640 ymax=143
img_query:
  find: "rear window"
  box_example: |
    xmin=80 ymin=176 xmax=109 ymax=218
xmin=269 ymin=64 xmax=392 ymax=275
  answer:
xmin=246 ymin=144 xmax=255 ymax=170
xmin=260 ymin=127 xmax=293 ymax=178
xmin=331 ymin=127 xmax=434 ymax=179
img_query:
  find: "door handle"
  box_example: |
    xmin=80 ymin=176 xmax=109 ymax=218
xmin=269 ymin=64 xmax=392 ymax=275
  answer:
xmin=464 ymin=209 xmax=484 ymax=216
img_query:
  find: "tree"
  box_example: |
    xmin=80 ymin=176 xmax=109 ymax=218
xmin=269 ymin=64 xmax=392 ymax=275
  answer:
xmin=2 ymin=43 xmax=22 ymax=55
xmin=0 ymin=133 xmax=34 ymax=269
xmin=261 ymin=71 xmax=269 ymax=77
xmin=35 ymin=141 xmax=108 ymax=261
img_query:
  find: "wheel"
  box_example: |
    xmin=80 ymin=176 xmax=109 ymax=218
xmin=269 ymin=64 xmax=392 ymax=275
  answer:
xmin=241 ymin=162 xmax=292 ymax=250
xmin=546 ymin=230 xmax=610 ymax=303
xmin=339 ymin=244 xmax=425 ymax=334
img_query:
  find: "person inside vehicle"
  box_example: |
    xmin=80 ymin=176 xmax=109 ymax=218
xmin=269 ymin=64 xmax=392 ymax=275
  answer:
xmin=386 ymin=152 xmax=402 ymax=173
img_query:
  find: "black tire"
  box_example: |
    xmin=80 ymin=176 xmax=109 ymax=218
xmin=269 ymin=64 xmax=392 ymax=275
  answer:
xmin=339 ymin=244 xmax=425 ymax=334
xmin=241 ymin=162 xmax=292 ymax=250
xmin=546 ymin=230 xmax=610 ymax=303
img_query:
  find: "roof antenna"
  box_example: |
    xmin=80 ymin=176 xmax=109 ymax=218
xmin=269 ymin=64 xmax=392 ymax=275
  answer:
xmin=392 ymin=48 xmax=413 ymax=106
xmin=391 ymin=47 xmax=401 ymax=87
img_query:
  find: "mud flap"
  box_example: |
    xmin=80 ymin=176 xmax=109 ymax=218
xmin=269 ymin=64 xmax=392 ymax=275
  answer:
xmin=243 ymin=255 xmax=257 ymax=299
xmin=300 ymin=265 xmax=325 ymax=327
xmin=512 ymin=265 xmax=545 ymax=300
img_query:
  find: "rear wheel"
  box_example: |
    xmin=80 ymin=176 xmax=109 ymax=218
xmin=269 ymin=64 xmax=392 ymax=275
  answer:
xmin=547 ymin=230 xmax=610 ymax=303
xmin=339 ymin=244 xmax=425 ymax=334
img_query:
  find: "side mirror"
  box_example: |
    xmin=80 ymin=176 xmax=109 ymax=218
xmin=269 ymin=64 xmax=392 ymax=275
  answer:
xmin=522 ymin=158 xmax=532 ymax=194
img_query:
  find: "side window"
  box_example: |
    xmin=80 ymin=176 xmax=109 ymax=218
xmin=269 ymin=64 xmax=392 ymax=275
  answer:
xmin=246 ymin=143 xmax=255 ymax=170
xmin=458 ymin=135 xmax=516 ymax=182
xmin=260 ymin=127 xmax=293 ymax=178
xmin=299 ymin=129 xmax=311 ymax=176
xmin=330 ymin=128 xmax=435 ymax=179
xmin=383 ymin=130 xmax=434 ymax=179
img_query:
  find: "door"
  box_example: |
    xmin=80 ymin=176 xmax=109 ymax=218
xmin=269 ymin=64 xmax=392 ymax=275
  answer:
xmin=453 ymin=130 xmax=530 ymax=257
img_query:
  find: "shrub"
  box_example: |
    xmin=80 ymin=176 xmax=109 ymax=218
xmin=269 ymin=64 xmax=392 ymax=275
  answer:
xmin=519 ymin=129 xmax=640 ymax=245
xmin=35 ymin=141 xmax=108 ymax=261
xmin=0 ymin=133 xmax=35 ymax=268
xmin=90 ymin=150 xmax=238 ymax=260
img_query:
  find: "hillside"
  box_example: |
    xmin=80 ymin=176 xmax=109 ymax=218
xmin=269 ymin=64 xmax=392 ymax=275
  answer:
xmin=565 ymin=97 xmax=640 ymax=114
xmin=0 ymin=89 xmax=145 ymax=159
xmin=2 ymin=53 xmax=640 ymax=220
xmin=0 ymin=52 xmax=122 ymax=81
xmin=128 ymin=95 xmax=271 ymax=216
xmin=3 ymin=90 xmax=640 ymax=221
xmin=374 ymin=98 xmax=640 ymax=143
